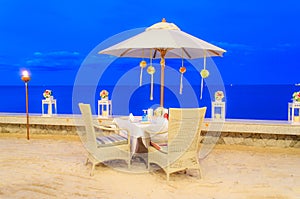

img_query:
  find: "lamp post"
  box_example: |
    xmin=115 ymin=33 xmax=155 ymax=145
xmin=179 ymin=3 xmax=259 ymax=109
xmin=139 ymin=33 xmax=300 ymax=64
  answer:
xmin=21 ymin=70 xmax=30 ymax=140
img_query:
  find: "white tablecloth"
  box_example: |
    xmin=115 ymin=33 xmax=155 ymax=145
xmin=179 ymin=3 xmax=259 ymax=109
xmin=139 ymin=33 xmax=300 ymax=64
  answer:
xmin=113 ymin=117 xmax=168 ymax=156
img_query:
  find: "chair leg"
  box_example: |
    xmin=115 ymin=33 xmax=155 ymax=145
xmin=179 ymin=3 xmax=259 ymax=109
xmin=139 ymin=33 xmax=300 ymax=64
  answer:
xmin=90 ymin=163 xmax=95 ymax=176
xmin=147 ymin=162 xmax=150 ymax=171
xmin=85 ymin=157 xmax=89 ymax=165
xmin=135 ymin=137 xmax=148 ymax=168
xmin=128 ymin=158 xmax=131 ymax=169
xmin=145 ymin=160 xmax=148 ymax=169
xmin=198 ymin=167 xmax=202 ymax=179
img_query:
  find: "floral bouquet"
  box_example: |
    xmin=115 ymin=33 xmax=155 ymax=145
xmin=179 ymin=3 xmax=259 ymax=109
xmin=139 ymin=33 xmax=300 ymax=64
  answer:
xmin=292 ymin=91 xmax=300 ymax=102
xmin=214 ymin=91 xmax=224 ymax=101
xmin=100 ymin=90 xmax=109 ymax=99
xmin=43 ymin=90 xmax=52 ymax=98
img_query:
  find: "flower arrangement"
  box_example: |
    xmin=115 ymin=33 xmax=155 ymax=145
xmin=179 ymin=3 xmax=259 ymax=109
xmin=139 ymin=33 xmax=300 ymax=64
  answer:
xmin=292 ymin=91 xmax=300 ymax=102
xmin=154 ymin=107 xmax=164 ymax=117
xmin=43 ymin=90 xmax=52 ymax=98
xmin=100 ymin=90 xmax=109 ymax=99
xmin=214 ymin=91 xmax=224 ymax=101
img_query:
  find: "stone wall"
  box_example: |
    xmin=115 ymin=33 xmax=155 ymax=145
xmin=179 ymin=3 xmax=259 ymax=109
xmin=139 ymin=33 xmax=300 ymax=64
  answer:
xmin=201 ymin=131 xmax=300 ymax=148
xmin=0 ymin=123 xmax=78 ymax=135
xmin=1 ymin=115 xmax=300 ymax=148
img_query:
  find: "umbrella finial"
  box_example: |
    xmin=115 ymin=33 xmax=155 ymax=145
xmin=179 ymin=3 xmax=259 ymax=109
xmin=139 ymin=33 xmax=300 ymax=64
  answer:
xmin=162 ymin=18 xmax=166 ymax=22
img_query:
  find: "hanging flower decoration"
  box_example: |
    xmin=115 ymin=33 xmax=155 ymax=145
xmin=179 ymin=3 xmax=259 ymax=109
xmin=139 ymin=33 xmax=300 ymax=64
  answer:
xmin=179 ymin=49 xmax=187 ymax=95
xmin=139 ymin=60 xmax=147 ymax=86
xmin=43 ymin=90 xmax=52 ymax=98
xmin=200 ymin=51 xmax=209 ymax=99
xmin=100 ymin=90 xmax=109 ymax=99
xmin=147 ymin=65 xmax=155 ymax=74
xmin=200 ymin=69 xmax=209 ymax=78
xmin=147 ymin=65 xmax=155 ymax=100
xmin=214 ymin=91 xmax=224 ymax=101
xmin=140 ymin=60 xmax=147 ymax=67
xmin=292 ymin=91 xmax=300 ymax=102
xmin=179 ymin=66 xmax=186 ymax=94
xmin=179 ymin=66 xmax=186 ymax=74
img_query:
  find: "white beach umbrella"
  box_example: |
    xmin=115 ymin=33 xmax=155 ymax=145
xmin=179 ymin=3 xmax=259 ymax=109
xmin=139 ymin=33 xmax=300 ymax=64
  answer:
xmin=99 ymin=18 xmax=226 ymax=106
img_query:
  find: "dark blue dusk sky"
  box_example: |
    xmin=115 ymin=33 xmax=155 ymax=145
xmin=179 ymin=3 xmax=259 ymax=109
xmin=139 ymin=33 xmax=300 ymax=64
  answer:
xmin=0 ymin=0 xmax=299 ymax=86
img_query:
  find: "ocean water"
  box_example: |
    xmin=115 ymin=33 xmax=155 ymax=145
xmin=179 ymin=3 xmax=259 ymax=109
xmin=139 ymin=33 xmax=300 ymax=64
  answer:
xmin=0 ymin=84 xmax=298 ymax=120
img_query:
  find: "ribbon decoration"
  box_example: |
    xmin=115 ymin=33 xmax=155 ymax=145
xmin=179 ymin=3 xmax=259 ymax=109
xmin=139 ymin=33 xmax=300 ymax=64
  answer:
xmin=147 ymin=66 xmax=155 ymax=100
xmin=179 ymin=66 xmax=186 ymax=94
xmin=139 ymin=49 xmax=147 ymax=86
xmin=179 ymin=49 xmax=186 ymax=95
xmin=147 ymin=49 xmax=155 ymax=100
xmin=200 ymin=50 xmax=209 ymax=99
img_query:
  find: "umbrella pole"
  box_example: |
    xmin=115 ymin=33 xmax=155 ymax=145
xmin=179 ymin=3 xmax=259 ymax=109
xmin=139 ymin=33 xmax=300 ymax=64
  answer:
xmin=160 ymin=50 xmax=167 ymax=107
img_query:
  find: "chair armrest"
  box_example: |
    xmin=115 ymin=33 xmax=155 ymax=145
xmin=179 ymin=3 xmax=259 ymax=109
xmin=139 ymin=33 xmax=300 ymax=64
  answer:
xmin=93 ymin=124 xmax=130 ymax=139
xmin=118 ymin=116 xmax=129 ymax=120
xmin=93 ymin=124 xmax=116 ymax=131
xmin=145 ymin=130 xmax=168 ymax=135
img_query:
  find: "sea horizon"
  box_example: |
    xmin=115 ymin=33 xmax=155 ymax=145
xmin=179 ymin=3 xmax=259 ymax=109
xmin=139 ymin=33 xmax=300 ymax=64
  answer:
xmin=2 ymin=84 xmax=299 ymax=121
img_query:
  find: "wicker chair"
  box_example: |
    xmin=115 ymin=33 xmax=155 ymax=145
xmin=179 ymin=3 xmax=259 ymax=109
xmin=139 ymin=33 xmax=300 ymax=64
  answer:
xmin=148 ymin=107 xmax=207 ymax=181
xmin=78 ymin=103 xmax=131 ymax=176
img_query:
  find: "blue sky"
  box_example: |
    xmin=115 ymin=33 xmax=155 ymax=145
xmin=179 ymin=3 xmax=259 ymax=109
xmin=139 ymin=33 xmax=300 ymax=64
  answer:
xmin=0 ymin=0 xmax=299 ymax=86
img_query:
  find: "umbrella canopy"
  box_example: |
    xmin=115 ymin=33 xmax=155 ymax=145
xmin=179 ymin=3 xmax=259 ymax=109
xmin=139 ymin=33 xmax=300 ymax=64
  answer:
xmin=99 ymin=18 xmax=226 ymax=106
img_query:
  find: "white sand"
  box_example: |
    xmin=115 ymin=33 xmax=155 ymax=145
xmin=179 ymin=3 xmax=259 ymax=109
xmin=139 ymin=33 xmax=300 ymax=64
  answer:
xmin=0 ymin=134 xmax=299 ymax=199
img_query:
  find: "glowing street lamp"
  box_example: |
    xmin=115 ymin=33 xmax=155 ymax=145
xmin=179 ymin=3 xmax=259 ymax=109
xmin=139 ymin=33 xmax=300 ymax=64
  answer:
xmin=21 ymin=70 xmax=31 ymax=140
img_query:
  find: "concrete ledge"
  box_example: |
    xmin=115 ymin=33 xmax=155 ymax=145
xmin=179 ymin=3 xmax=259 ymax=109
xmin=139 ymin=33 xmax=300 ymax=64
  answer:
xmin=201 ymin=119 xmax=300 ymax=148
xmin=205 ymin=119 xmax=300 ymax=135
xmin=201 ymin=131 xmax=300 ymax=148
xmin=1 ymin=114 xmax=300 ymax=148
xmin=0 ymin=113 xmax=81 ymax=126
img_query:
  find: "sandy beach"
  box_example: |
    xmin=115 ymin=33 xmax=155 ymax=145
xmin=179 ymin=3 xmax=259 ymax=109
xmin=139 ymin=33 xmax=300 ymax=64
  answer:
xmin=0 ymin=134 xmax=299 ymax=199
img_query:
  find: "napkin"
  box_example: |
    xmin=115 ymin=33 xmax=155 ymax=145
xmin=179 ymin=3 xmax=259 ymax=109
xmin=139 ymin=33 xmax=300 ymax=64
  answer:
xmin=129 ymin=113 xmax=135 ymax=122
